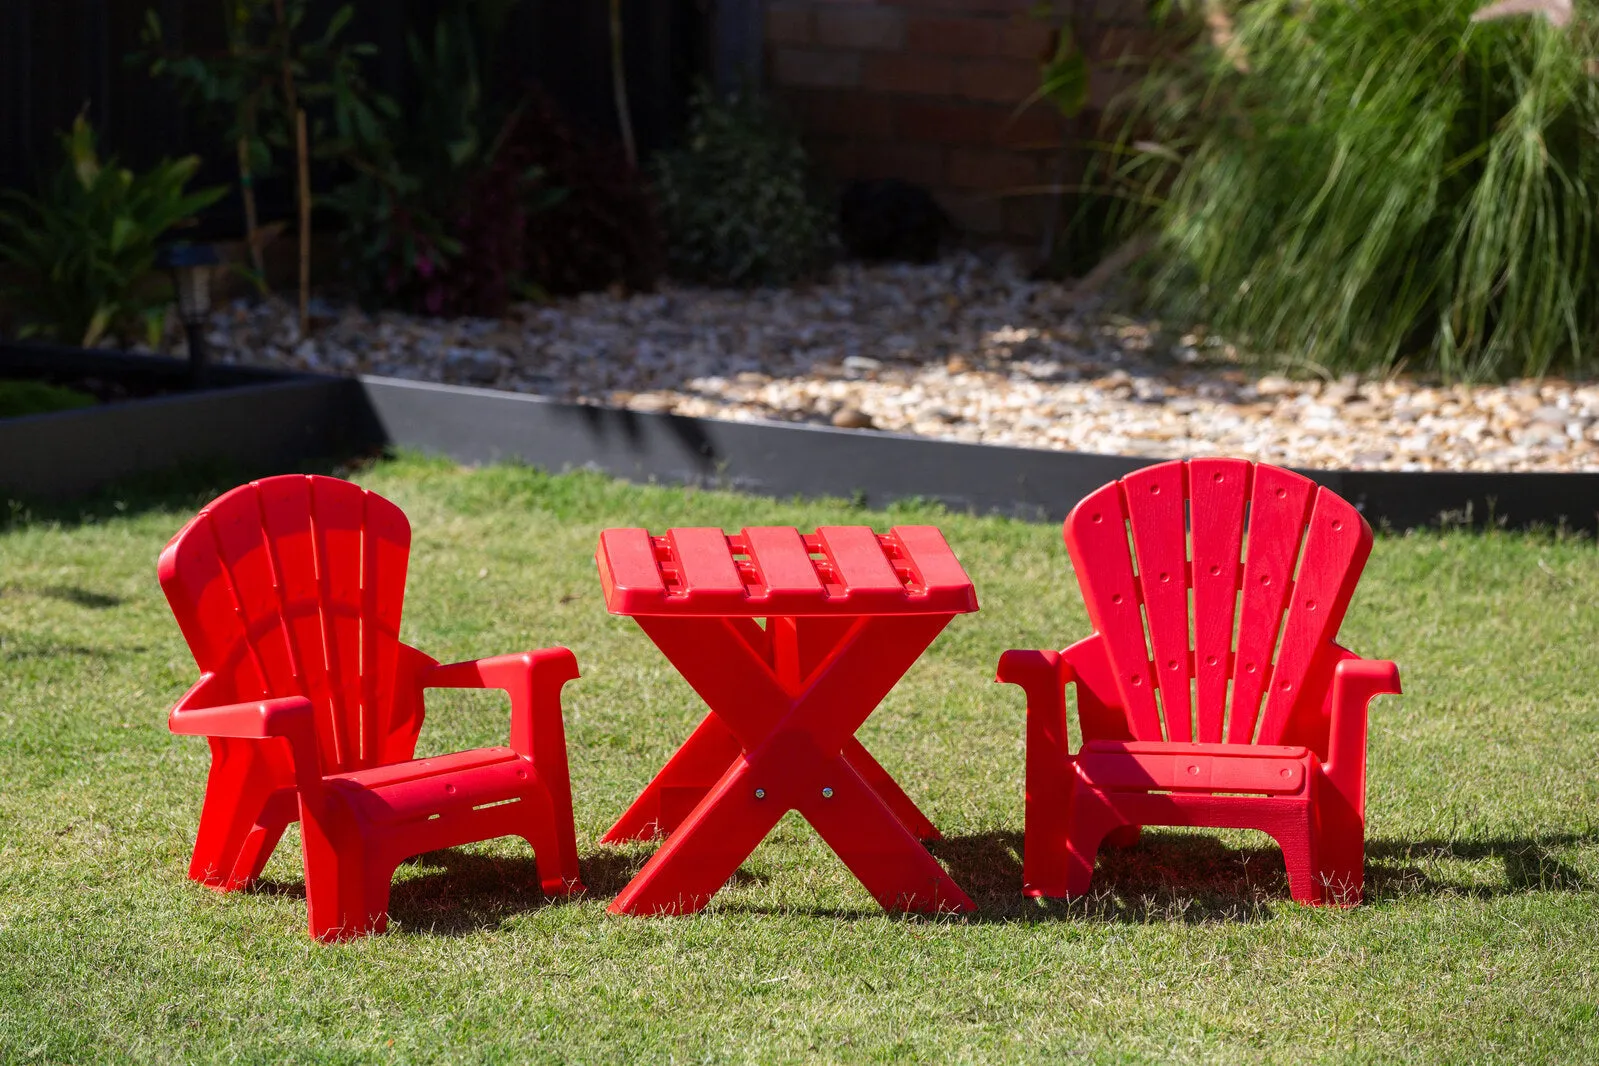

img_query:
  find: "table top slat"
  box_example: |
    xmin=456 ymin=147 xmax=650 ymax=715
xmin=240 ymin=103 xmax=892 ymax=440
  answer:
xmin=741 ymin=527 xmax=824 ymax=597
xmin=668 ymin=528 xmax=745 ymax=598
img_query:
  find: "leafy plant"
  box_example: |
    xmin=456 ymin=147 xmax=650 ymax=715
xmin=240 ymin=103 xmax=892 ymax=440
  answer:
xmin=0 ymin=114 xmax=226 ymax=347
xmin=140 ymin=0 xmax=396 ymax=323
xmin=652 ymin=86 xmax=834 ymax=287
xmin=325 ymin=2 xmax=567 ymax=316
xmin=507 ymin=89 xmax=662 ymax=297
xmin=1108 ymin=0 xmax=1599 ymax=380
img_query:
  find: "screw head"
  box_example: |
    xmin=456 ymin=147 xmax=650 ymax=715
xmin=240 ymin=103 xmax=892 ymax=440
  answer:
xmin=754 ymin=788 xmax=766 ymax=800
xmin=821 ymin=787 xmax=834 ymax=799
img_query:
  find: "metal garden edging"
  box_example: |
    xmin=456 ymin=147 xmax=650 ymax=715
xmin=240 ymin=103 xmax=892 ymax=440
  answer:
xmin=4 ymin=342 xmax=1596 ymax=529
xmin=353 ymin=376 xmax=1599 ymax=532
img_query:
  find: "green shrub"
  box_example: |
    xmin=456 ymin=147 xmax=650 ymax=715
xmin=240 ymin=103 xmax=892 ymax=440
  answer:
xmin=1111 ymin=0 xmax=1599 ymax=380
xmin=652 ymin=86 xmax=834 ymax=287
xmin=0 ymin=114 xmax=225 ymax=348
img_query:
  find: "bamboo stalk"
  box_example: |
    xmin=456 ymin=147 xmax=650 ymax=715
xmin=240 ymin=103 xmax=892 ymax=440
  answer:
xmin=295 ymin=108 xmax=310 ymax=338
xmin=237 ymin=134 xmax=265 ymax=283
xmin=608 ymin=0 xmax=637 ymax=170
xmin=272 ymin=0 xmax=309 ymax=334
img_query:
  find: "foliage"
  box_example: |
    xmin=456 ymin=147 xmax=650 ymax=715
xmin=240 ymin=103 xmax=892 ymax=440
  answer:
xmin=138 ymin=1 xmax=396 ymax=281
xmin=324 ymin=2 xmax=570 ymax=316
xmin=0 ymin=114 xmax=226 ymax=348
xmin=0 ymin=380 xmax=95 ymax=419
xmin=504 ymin=90 xmax=663 ymax=297
xmin=1109 ymin=0 xmax=1599 ymax=380
xmin=651 ymin=86 xmax=834 ymax=287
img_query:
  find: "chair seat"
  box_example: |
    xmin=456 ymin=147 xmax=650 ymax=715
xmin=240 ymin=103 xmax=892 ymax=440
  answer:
xmin=1076 ymin=740 xmax=1312 ymax=794
xmin=327 ymin=746 xmax=533 ymax=823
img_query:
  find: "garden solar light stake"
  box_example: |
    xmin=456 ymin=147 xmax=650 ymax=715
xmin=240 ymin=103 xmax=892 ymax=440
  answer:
xmin=155 ymin=241 xmax=220 ymax=386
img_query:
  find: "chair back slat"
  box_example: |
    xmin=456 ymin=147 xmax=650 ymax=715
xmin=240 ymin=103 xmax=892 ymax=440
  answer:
xmin=1188 ymin=458 xmax=1251 ymax=742
xmin=1226 ymin=465 xmax=1316 ymax=743
xmin=1121 ymin=463 xmax=1193 ymax=741
xmin=1064 ymin=481 xmax=1165 ymax=740
xmin=1254 ymin=488 xmax=1372 ymax=745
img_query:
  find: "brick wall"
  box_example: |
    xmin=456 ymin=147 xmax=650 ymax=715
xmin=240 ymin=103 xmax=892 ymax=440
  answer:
xmin=766 ymin=0 xmax=1150 ymax=244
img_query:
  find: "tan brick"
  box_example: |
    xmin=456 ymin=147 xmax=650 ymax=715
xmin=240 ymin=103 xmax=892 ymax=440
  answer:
xmin=996 ymin=15 xmax=1055 ymax=59
xmin=955 ymin=58 xmax=1039 ymax=103
xmin=766 ymin=3 xmax=813 ymax=46
xmin=883 ymin=0 xmax=1033 ymax=12
xmin=948 ymin=147 xmax=1042 ymax=190
xmin=1092 ymin=0 xmax=1150 ymax=22
xmin=994 ymin=104 xmax=1065 ymax=149
xmin=816 ymin=6 xmax=905 ymax=50
xmin=794 ymin=90 xmax=898 ymax=138
xmin=859 ymin=142 xmax=947 ymax=186
xmin=1089 ymin=65 xmax=1142 ymax=109
xmin=905 ymin=16 xmax=998 ymax=56
xmin=862 ymin=53 xmax=958 ymax=95
xmin=939 ymin=190 xmax=1007 ymax=235
xmin=896 ymin=100 xmax=997 ymax=144
xmin=1003 ymin=194 xmax=1057 ymax=238
xmin=1094 ymin=25 xmax=1160 ymax=60
xmin=773 ymin=49 xmax=863 ymax=89
xmin=809 ymin=137 xmax=862 ymax=181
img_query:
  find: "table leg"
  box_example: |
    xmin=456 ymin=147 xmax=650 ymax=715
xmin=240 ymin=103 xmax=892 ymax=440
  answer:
xmin=609 ymin=756 xmax=785 ymax=916
xmin=800 ymin=756 xmax=972 ymax=914
xmin=841 ymin=737 xmax=941 ymax=841
xmin=601 ymin=713 xmax=743 ymax=843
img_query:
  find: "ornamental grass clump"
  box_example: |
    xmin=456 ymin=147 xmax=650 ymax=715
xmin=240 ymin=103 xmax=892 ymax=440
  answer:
xmin=1115 ymin=0 xmax=1599 ymax=380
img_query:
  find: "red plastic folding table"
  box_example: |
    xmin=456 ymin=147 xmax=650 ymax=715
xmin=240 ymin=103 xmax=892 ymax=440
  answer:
xmin=597 ymin=524 xmax=979 ymax=916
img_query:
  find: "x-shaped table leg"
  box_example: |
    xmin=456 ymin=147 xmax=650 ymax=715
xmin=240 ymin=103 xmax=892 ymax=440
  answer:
xmin=603 ymin=617 xmax=941 ymax=845
xmin=608 ymin=613 xmax=972 ymax=916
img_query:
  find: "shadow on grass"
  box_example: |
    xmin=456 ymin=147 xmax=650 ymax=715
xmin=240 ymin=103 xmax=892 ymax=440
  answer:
xmin=929 ymin=828 xmax=1596 ymax=923
xmin=251 ymin=844 xmax=765 ymax=937
xmin=932 ymin=830 xmax=1284 ymax=925
xmin=1366 ymin=833 xmax=1595 ymax=899
xmin=247 ymin=829 xmax=1594 ymax=933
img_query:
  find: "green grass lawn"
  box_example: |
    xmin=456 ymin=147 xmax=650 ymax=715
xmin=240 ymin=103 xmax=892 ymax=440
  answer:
xmin=2 ymin=455 xmax=1597 ymax=1063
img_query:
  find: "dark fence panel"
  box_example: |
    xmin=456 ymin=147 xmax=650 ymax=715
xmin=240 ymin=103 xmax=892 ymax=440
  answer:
xmin=0 ymin=0 xmax=710 ymax=223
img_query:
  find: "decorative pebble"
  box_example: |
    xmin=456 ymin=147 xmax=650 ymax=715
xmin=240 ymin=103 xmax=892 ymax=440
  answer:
xmin=207 ymin=253 xmax=1599 ymax=472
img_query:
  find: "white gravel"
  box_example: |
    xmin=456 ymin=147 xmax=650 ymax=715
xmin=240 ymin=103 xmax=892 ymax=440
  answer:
xmin=207 ymin=252 xmax=1599 ymax=473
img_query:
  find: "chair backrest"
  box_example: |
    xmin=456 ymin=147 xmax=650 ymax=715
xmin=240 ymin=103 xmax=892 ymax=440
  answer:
xmin=1065 ymin=458 xmax=1372 ymax=750
xmin=159 ymin=475 xmax=420 ymax=774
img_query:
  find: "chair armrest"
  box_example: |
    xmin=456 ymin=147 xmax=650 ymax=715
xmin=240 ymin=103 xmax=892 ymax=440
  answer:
xmin=167 ymin=690 xmax=325 ymax=802
xmin=168 ymin=695 xmax=315 ymax=740
xmin=422 ymin=648 xmax=580 ymax=759
xmin=996 ymin=648 xmax=1073 ymax=756
xmin=1323 ymin=658 xmax=1402 ymax=815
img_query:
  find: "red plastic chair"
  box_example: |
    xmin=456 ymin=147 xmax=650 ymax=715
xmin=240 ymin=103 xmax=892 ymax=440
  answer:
xmin=998 ymin=458 xmax=1401 ymax=905
xmin=160 ymin=474 xmax=584 ymax=940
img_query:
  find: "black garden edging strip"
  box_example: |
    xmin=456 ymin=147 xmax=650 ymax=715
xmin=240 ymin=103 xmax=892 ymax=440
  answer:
xmin=354 ymin=377 xmax=1599 ymax=532
xmin=0 ymin=345 xmax=365 ymax=499
xmin=5 ymin=343 xmax=1598 ymax=531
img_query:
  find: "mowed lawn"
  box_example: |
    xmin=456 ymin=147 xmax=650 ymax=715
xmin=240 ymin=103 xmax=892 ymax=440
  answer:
xmin=1 ymin=455 xmax=1597 ymax=1064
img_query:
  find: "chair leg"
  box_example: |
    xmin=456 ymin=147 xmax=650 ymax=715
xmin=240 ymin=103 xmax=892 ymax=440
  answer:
xmin=1104 ymin=825 xmax=1142 ymax=849
xmin=301 ymin=804 xmax=392 ymax=941
xmin=528 ymin=702 xmax=583 ymax=892
xmin=1313 ymin=788 xmax=1366 ymax=907
xmin=1272 ymin=813 xmax=1324 ymax=906
xmin=520 ymin=784 xmax=584 ymax=896
xmin=188 ymin=740 xmax=293 ymax=890
xmin=1063 ymin=788 xmax=1125 ymax=898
